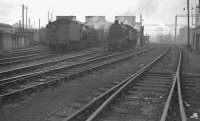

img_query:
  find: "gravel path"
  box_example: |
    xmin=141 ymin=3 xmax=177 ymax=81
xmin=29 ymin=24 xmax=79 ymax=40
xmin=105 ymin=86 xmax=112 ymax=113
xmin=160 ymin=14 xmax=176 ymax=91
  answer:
xmin=0 ymin=46 xmax=164 ymax=121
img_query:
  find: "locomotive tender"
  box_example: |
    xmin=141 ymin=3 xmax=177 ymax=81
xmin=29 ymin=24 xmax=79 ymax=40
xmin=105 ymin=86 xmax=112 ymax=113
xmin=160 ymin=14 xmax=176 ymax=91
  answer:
xmin=45 ymin=16 xmax=99 ymax=51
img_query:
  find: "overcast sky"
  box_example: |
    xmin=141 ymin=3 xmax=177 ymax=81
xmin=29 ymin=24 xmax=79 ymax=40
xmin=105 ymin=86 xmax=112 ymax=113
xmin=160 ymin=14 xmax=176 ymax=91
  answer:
xmin=0 ymin=0 xmax=198 ymax=27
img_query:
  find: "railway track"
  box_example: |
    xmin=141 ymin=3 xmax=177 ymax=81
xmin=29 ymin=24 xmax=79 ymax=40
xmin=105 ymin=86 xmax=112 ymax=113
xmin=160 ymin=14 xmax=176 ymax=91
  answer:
xmin=0 ymin=46 xmax=50 ymax=59
xmin=0 ymin=46 xmax=106 ymax=67
xmin=0 ymin=46 xmax=149 ymax=81
xmin=0 ymin=49 xmax=106 ymax=89
xmin=181 ymin=74 xmax=200 ymax=120
xmin=0 ymin=46 xmax=147 ymax=79
xmin=0 ymin=51 xmax=55 ymax=66
xmin=0 ymin=49 xmax=104 ymax=80
xmin=45 ymin=47 xmax=186 ymax=121
xmin=0 ymin=46 xmax=155 ymax=103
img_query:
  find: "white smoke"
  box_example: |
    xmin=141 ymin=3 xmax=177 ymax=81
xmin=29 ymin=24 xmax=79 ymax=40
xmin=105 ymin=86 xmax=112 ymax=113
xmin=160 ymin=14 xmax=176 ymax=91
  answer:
xmin=120 ymin=0 xmax=198 ymax=25
xmin=85 ymin=16 xmax=110 ymax=30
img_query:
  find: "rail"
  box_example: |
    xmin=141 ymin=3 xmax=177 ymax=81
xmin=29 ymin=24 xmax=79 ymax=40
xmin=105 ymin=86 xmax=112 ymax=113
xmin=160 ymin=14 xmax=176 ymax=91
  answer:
xmin=160 ymin=48 xmax=187 ymax=121
xmin=177 ymin=49 xmax=187 ymax=121
xmin=62 ymin=47 xmax=170 ymax=121
xmin=0 ymin=47 xmax=155 ymax=102
xmin=85 ymin=48 xmax=170 ymax=121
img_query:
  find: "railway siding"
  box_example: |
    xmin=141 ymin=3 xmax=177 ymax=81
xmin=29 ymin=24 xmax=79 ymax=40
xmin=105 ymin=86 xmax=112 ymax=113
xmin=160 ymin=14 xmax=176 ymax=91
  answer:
xmin=0 ymin=46 xmax=164 ymax=121
xmin=45 ymin=47 xmax=170 ymax=121
xmin=0 ymin=47 xmax=154 ymax=103
xmin=76 ymin=47 xmax=182 ymax=121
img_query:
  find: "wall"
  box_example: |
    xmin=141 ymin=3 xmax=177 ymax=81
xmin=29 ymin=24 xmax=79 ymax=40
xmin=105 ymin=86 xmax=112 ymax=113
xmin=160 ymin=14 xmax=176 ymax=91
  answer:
xmin=2 ymin=33 xmax=12 ymax=50
xmin=191 ymin=27 xmax=200 ymax=50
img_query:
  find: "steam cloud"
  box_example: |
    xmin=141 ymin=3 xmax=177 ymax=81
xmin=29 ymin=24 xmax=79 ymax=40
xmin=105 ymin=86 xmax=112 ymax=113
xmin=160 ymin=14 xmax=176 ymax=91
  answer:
xmin=121 ymin=0 xmax=198 ymax=25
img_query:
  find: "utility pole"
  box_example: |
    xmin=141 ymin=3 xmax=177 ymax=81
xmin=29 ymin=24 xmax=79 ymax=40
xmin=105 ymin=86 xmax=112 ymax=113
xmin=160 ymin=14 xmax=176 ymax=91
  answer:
xmin=140 ymin=14 xmax=143 ymax=26
xmin=19 ymin=20 xmax=21 ymax=32
xmin=187 ymin=0 xmax=190 ymax=48
xmin=39 ymin=19 xmax=40 ymax=30
xmin=22 ymin=4 xmax=24 ymax=32
xmin=175 ymin=16 xmax=177 ymax=44
xmin=25 ymin=6 xmax=28 ymax=32
xmin=51 ymin=12 xmax=53 ymax=21
xmin=34 ymin=20 xmax=36 ymax=28
xmin=48 ymin=11 xmax=50 ymax=23
xmin=39 ymin=19 xmax=40 ymax=41
xmin=28 ymin=18 xmax=31 ymax=28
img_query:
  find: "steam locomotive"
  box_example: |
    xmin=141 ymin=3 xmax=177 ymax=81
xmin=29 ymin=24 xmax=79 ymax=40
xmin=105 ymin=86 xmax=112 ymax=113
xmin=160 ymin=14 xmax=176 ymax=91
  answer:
xmin=44 ymin=16 xmax=100 ymax=51
xmin=108 ymin=20 xmax=138 ymax=50
xmin=42 ymin=17 xmax=140 ymax=52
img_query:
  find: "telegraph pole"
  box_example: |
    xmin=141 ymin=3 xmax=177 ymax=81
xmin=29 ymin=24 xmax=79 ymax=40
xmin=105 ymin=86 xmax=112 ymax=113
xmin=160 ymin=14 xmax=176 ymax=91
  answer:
xmin=22 ymin=4 xmax=24 ymax=32
xmin=140 ymin=14 xmax=142 ymax=25
xmin=25 ymin=6 xmax=28 ymax=32
xmin=39 ymin=19 xmax=40 ymax=41
xmin=39 ymin=19 xmax=40 ymax=30
xmin=187 ymin=0 xmax=190 ymax=47
xmin=19 ymin=20 xmax=21 ymax=32
xmin=51 ymin=12 xmax=53 ymax=21
xmin=28 ymin=18 xmax=31 ymax=28
xmin=48 ymin=11 xmax=50 ymax=23
xmin=175 ymin=15 xmax=177 ymax=44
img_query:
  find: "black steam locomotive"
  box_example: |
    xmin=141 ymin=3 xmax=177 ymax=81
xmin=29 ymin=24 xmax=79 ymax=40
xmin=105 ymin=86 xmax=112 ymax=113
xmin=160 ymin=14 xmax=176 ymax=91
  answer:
xmin=108 ymin=20 xmax=138 ymax=50
xmin=43 ymin=16 xmax=100 ymax=51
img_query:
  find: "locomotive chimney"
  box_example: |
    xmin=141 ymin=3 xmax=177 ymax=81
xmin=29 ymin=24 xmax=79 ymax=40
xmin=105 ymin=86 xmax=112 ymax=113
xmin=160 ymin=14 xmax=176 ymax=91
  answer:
xmin=115 ymin=20 xmax=119 ymax=24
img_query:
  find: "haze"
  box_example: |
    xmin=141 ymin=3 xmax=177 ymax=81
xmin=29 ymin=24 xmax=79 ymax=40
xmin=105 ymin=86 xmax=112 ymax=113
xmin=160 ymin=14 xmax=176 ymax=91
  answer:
xmin=0 ymin=0 xmax=198 ymax=27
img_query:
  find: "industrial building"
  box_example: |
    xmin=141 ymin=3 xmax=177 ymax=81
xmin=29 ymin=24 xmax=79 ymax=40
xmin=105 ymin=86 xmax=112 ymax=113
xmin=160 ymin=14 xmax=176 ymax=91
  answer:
xmin=178 ymin=26 xmax=192 ymax=45
xmin=191 ymin=1 xmax=200 ymax=51
xmin=0 ymin=23 xmax=39 ymax=52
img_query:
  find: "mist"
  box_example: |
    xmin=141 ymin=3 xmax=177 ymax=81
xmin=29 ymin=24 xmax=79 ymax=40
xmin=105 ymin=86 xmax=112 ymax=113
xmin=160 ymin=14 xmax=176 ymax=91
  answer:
xmin=0 ymin=0 xmax=198 ymax=26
